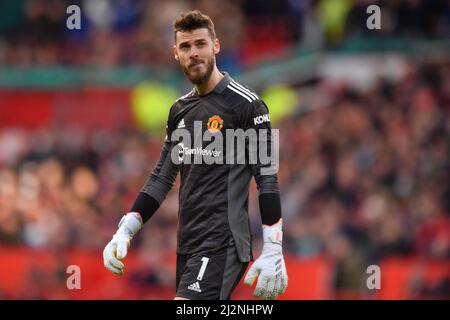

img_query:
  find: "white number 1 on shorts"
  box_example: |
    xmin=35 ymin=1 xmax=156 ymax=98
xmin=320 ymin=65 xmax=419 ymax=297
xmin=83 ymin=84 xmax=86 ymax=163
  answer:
xmin=197 ymin=257 xmax=210 ymax=281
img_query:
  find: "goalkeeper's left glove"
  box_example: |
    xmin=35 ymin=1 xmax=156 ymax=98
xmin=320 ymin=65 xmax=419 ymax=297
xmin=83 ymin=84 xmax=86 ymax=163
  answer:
xmin=244 ymin=219 xmax=288 ymax=300
xmin=103 ymin=212 xmax=143 ymax=275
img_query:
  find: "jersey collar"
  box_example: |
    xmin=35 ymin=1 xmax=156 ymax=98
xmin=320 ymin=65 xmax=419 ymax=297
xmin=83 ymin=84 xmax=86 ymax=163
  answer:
xmin=213 ymin=71 xmax=232 ymax=94
xmin=192 ymin=71 xmax=232 ymax=97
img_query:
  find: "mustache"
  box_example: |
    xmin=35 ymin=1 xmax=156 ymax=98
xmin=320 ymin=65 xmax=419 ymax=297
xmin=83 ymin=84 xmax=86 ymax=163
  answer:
xmin=188 ymin=60 xmax=204 ymax=67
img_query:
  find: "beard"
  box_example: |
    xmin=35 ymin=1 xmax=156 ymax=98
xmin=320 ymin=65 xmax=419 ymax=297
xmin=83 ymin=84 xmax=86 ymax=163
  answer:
xmin=181 ymin=54 xmax=215 ymax=85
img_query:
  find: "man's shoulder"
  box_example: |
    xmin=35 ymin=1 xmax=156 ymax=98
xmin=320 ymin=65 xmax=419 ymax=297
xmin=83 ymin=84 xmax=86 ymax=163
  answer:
xmin=175 ymin=88 xmax=197 ymax=104
xmin=169 ymin=88 xmax=197 ymax=114
xmin=221 ymin=78 xmax=262 ymax=111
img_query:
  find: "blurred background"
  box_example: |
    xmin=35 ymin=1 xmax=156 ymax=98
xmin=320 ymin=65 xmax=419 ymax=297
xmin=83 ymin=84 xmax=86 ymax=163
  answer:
xmin=0 ymin=0 xmax=449 ymax=299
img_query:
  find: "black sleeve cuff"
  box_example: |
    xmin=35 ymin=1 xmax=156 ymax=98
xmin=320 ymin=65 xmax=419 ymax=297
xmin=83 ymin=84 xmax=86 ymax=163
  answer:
xmin=130 ymin=192 xmax=160 ymax=224
xmin=259 ymin=193 xmax=282 ymax=226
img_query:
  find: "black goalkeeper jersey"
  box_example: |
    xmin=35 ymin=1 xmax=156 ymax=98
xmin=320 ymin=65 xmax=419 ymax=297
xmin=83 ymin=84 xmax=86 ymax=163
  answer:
xmin=141 ymin=72 xmax=280 ymax=263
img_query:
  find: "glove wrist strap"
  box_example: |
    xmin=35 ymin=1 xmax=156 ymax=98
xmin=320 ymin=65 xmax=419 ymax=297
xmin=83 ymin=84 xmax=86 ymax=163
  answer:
xmin=117 ymin=212 xmax=143 ymax=237
xmin=262 ymin=218 xmax=283 ymax=245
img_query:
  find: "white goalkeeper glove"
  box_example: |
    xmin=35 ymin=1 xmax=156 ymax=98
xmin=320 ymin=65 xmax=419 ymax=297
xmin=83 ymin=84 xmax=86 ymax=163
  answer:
xmin=244 ymin=219 xmax=288 ymax=300
xmin=103 ymin=212 xmax=143 ymax=275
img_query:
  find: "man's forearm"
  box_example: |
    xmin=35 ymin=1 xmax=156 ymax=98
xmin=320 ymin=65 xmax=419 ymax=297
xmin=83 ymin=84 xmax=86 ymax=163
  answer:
xmin=259 ymin=192 xmax=282 ymax=226
xmin=130 ymin=192 xmax=161 ymax=223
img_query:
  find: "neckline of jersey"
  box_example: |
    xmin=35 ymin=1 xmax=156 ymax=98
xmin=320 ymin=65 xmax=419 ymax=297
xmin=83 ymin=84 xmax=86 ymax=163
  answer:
xmin=194 ymin=71 xmax=231 ymax=97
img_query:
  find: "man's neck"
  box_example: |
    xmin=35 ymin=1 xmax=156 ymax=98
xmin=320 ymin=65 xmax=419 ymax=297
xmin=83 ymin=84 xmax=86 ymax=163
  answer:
xmin=195 ymin=67 xmax=224 ymax=95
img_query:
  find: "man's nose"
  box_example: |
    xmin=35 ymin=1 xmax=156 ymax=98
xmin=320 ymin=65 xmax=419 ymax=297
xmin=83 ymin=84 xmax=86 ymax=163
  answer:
xmin=189 ymin=47 xmax=200 ymax=59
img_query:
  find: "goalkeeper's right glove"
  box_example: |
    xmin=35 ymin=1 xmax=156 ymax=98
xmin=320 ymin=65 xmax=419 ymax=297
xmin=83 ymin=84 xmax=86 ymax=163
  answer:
xmin=103 ymin=212 xmax=143 ymax=275
xmin=244 ymin=219 xmax=288 ymax=299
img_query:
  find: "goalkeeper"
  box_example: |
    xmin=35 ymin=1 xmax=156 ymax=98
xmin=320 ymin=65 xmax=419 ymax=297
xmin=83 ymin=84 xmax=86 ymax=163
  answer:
xmin=103 ymin=10 xmax=288 ymax=300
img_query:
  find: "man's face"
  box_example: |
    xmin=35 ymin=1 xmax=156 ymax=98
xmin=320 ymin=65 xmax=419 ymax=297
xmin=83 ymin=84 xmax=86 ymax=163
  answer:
xmin=173 ymin=28 xmax=220 ymax=85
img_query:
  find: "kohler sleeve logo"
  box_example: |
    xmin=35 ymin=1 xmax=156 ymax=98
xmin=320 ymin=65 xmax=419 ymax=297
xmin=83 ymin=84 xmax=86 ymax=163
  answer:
xmin=254 ymin=114 xmax=270 ymax=125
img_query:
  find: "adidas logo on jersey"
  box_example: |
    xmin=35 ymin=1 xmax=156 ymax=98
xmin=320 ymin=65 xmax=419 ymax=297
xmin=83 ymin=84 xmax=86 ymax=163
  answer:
xmin=177 ymin=119 xmax=186 ymax=128
xmin=188 ymin=281 xmax=201 ymax=293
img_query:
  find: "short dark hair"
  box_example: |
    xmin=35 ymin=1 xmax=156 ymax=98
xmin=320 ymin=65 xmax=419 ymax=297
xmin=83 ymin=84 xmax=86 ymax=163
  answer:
xmin=173 ymin=10 xmax=216 ymax=42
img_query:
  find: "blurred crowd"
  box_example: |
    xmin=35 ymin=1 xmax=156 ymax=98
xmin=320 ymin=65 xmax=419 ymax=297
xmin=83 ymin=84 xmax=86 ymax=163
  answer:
xmin=279 ymin=57 xmax=450 ymax=295
xmin=0 ymin=57 xmax=449 ymax=297
xmin=1 ymin=0 xmax=450 ymax=69
xmin=0 ymin=0 xmax=449 ymax=297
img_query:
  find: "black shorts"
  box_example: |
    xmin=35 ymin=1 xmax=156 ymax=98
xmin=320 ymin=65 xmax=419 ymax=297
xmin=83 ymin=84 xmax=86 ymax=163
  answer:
xmin=175 ymin=241 xmax=249 ymax=300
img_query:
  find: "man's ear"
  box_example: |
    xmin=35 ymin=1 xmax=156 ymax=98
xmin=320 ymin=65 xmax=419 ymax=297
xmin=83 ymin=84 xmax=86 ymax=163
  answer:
xmin=173 ymin=45 xmax=179 ymax=61
xmin=213 ymin=38 xmax=220 ymax=55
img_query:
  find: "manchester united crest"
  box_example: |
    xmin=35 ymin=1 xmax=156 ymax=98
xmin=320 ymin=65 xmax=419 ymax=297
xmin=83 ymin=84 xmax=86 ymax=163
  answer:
xmin=207 ymin=115 xmax=224 ymax=134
